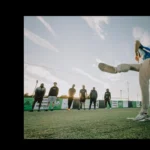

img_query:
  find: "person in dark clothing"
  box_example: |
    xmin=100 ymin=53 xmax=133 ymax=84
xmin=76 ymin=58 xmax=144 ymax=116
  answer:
xmin=68 ymin=84 xmax=76 ymax=110
xmin=46 ymin=82 xmax=59 ymax=111
xmin=89 ymin=87 xmax=98 ymax=110
xmin=79 ymin=85 xmax=87 ymax=110
xmin=104 ymin=89 xmax=111 ymax=109
xmin=30 ymin=83 xmax=46 ymax=112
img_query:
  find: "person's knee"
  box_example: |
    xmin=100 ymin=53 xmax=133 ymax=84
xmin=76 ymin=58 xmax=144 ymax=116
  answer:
xmin=135 ymin=40 xmax=141 ymax=48
xmin=117 ymin=64 xmax=130 ymax=72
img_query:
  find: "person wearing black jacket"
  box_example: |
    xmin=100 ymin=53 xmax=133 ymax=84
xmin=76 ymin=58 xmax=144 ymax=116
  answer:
xmin=89 ymin=87 xmax=98 ymax=110
xmin=30 ymin=83 xmax=46 ymax=112
xmin=68 ymin=84 xmax=76 ymax=110
xmin=46 ymin=82 xmax=59 ymax=111
xmin=104 ymin=89 xmax=111 ymax=109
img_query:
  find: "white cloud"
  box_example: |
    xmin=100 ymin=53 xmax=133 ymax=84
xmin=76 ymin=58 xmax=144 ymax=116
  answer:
xmin=133 ymin=27 xmax=150 ymax=46
xmin=36 ymin=16 xmax=57 ymax=37
xmin=92 ymin=64 xmax=97 ymax=68
xmin=24 ymin=28 xmax=59 ymax=52
xmin=24 ymin=63 xmax=70 ymax=96
xmin=72 ymin=67 xmax=110 ymax=89
xmin=82 ymin=16 xmax=109 ymax=40
xmin=96 ymin=58 xmax=106 ymax=64
xmin=103 ymin=73 xmax=121 ymax=82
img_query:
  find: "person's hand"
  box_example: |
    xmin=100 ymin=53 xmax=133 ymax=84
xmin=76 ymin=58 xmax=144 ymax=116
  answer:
xmin=135 ymin=55 xmax=140 ymax=62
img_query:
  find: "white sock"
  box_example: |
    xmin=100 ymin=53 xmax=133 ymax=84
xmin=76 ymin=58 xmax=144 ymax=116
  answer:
xmin=116 ymin=66 xmax=121 ymax=72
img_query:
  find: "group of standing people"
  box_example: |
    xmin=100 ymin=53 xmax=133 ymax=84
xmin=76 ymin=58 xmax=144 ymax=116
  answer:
xmin=30 ymin=82 xmax=59 ymax=112
xmin=30 ymin=81 xmax=112 ymax=112
xmin=68 ymin=85 xmax=111 ymax=110
xmin=68 ymin=85 xmax=98 ymax=110
xmin=28 ymin=39 xmax=149 ymax=121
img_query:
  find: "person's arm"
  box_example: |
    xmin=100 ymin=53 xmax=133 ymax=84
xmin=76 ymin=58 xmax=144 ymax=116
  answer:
xmin=43 ymin=88 xmax=46 ymax=97
xmin=85 ymin=90 xmax=88 ymax=98
xmin=135 ymin=40 xmax=141 ymax=56
xmin=89 ymin=90 xmax=92 ymax=98
xmin=109 ymin=92 xmax=111 ymax=100
xmin=56 ymin=87 xmax=59 ymax=97
xmin=68 ymin=89 xmax=70 ymax=97
xmin=35 ymin=88 xmax=38 ymax=94
xmin=79 ymin=90 xmax=81 ymax=98
xmin=68 ymin=89 xmax=72 ymax=97
xmin=33 ymin=88 xmax=38 ymax=97
xmin=96 ymin=91 xmax=98 ymax=99
xmin=48 ymin=88 xmax=52 ymax=96
xmin=135 ymin=40 xmax=142 ymax=62
xmin=104 ymin=92 xmax=106 ymax=100
xmin=74 ymin=89 xmax=76 ymax=96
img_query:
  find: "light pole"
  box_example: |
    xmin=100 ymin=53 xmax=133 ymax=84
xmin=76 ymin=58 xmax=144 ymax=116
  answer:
xmin=127 ymin=81 xmax=129 ymax=101
xmin=120 ymin=90 xmax=122 ymax=100
xmin=137 ymin=93 xmax=138 ymax=101
xmin=32 ymin=80 xmax=38 ymax=97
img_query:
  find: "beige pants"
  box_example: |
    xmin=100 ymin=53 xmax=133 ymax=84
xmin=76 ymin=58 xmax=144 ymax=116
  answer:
xmin=116 ymin=58 xmax=150 ymax=114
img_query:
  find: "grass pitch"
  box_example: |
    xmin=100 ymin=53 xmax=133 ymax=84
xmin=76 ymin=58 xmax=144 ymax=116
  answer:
xmin=24 ymin=108 xmax=150 ymax=139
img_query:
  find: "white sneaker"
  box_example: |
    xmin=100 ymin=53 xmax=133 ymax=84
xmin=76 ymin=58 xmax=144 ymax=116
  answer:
xmin=139 ymin=117 xmax=150 ymax=122
xmin=98 ymin=63 xmax=117 ymax=74
xmin=133 ymin=113 xmax=148 ymax=121
xmin=147 ymin=117 xmax=150 ymax=120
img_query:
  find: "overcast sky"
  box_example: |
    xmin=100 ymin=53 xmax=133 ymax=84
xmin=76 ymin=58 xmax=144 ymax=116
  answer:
xmin=24 ymin=16 xmax=150 ymax=100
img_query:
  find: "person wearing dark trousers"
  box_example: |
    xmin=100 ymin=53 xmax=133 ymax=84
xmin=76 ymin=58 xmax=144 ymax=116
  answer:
xmin=30 ymin=83 xmax=46 ymax=112
xmin=68 ymin=84 xmax=76 ymax=111
xmin=89 ymin=87 xmax=98 ymax=110
xmin=104 ymin=89 xmax=111 ymax=109
xmin=79 ymin=85 xmax=87 ymax=110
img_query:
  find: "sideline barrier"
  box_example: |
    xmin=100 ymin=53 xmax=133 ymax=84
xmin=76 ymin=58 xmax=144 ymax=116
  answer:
xmin=24 ymin=97 xmax=142 ymax=111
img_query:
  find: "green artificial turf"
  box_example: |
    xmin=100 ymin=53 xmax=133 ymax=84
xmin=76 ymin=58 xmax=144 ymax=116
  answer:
xmin=24 ymin=108 xmax=150 ymax=139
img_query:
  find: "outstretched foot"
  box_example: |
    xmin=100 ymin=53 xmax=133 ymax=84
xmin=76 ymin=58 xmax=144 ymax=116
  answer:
xmin=98 ymin=63 xmax=117 ymax=74
xmin=133 ymin=112 xmax=148 ymax=121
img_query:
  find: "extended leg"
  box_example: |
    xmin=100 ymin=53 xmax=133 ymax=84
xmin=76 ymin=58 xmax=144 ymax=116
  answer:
xmin=139 ymin=59 xmax=150 ymax=114
xmin=98 ymin=63 xmax=140 ymax=74
xmin=134 ymin=59 xmax=150 ymax=120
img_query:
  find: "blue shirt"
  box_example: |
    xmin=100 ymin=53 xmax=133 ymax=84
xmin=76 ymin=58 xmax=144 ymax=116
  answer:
xmin=139 ymin=44 xmax=150 ymax=60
